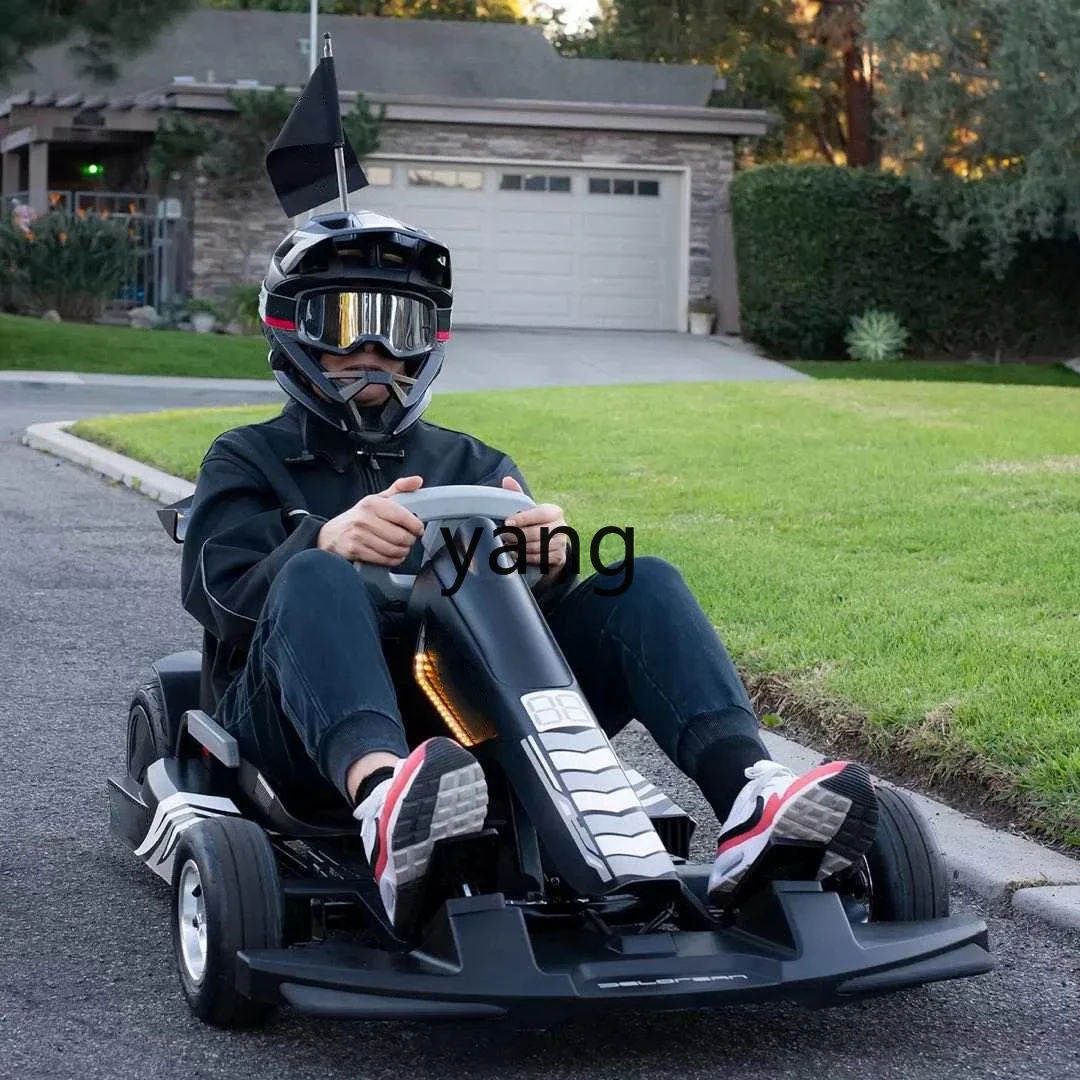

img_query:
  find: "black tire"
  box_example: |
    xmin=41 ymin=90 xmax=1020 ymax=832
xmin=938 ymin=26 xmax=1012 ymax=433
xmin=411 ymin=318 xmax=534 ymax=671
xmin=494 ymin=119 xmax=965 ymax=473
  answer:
xmin=865 ymin=785 xmax=950 ymax=921
xmin=170 ymin=816 xmax=284 ymax=1028
xmin=126 ymin=679 xmax=175 ymax=783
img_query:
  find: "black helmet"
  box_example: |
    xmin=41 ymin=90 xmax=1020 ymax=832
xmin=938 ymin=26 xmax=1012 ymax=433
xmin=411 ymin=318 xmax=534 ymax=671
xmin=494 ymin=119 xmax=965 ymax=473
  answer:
xmin=259 ymin=209 xmax=453 ymax=445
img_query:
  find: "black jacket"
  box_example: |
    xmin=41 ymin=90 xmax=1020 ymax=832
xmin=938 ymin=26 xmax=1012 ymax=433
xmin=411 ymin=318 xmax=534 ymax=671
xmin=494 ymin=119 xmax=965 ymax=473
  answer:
xmin=180 ymin=400 xmax=551 ymax=711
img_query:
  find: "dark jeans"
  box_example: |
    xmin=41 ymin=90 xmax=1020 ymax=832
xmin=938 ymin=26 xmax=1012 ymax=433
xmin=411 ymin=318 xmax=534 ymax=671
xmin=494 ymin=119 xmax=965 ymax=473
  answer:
xmin=215 ymin=548 xmax=768 ymax=818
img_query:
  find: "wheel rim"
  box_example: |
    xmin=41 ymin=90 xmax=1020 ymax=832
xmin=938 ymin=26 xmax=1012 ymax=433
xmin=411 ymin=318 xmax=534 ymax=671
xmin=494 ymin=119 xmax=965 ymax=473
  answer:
xmin=177 ymin=859 xmax=208 ymax=983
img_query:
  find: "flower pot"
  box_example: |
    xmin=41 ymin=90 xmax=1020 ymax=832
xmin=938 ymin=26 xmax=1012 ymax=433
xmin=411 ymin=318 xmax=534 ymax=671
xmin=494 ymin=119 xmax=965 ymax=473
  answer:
xmin=192 ymin=312 xmax=216 ymax=334
xmin=688 ymin=311 xmax=713 ymax=336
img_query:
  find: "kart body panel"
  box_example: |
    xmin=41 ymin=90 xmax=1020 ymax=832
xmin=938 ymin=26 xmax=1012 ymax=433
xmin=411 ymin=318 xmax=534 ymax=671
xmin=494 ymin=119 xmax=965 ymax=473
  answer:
xmin=110 ymin=493 xmax=994 ymax=1023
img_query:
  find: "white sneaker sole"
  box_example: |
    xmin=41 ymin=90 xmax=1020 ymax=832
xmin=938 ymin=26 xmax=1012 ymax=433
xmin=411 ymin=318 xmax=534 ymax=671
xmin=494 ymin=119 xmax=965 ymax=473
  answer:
xmin=373 ymin=738 xmax=489 ymax=935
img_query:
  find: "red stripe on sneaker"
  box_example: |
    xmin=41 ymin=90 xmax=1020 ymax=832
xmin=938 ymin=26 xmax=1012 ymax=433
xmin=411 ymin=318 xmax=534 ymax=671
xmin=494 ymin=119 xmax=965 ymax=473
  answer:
xmin=716 ymin=761 xmax=849 ymax=855
xmin=374 ymin=743 xmax=428 ymax=880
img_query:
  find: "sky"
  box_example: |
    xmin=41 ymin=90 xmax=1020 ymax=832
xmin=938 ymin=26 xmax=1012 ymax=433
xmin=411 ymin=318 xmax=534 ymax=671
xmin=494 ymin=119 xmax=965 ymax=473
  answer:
xmin=527 ymin=0 xmax=601 ymax=34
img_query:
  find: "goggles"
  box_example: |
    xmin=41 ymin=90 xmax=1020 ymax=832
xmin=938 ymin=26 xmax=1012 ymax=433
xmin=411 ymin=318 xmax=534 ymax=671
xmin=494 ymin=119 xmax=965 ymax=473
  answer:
xmin=296 ymin=290 xmax=442 ymax=359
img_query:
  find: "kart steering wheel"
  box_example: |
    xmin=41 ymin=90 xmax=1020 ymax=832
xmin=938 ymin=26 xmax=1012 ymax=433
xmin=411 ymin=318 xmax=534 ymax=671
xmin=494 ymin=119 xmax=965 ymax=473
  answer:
xmin=355 ymin=484 xmax=542 ymax=605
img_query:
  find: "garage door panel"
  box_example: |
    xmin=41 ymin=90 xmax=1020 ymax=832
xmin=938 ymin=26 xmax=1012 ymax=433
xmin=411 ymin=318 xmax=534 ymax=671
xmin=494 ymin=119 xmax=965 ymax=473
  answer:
xmin=494 ymin=210 xmax=576 ymax=235
xmin=486 ymin=229 xmax=583 ymax=253
xmin=397 ymin=208 xmax=488 ymax=233
xmin=492 ymin=275 xmax=583 ymax=296
xmin=581 ymin=254 xmax=661 ymax=280
xmin=584 ymin=214 xmax=666 ymax=241
xmin=495 ymin=251 xmax=576 ymax=275
xmin=581 ymin=269 xmax=662 ymax=292
xmin=448 ymin=248 xmax=483 ymax=272
xmin=489 ymin=293 xmax=576 ymax=319
xmin=578 ymin=298 xmax=660 ymax=321
xmin=340 ymin=161 xmax=681 ymax=331
xmin=449 ymin=288 xmax=487 ymax=319
xmin=579 ymin=234 xmax=671 ymax=259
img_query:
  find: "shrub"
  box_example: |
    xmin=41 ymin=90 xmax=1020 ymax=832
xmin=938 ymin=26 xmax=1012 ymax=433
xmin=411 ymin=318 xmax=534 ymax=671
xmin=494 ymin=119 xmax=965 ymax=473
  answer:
xmin=731 ymin=164 xmax=1080 ymax=359
xmin=216 ymin=282 xmax=261 ymax=333
xmin=0 ymin=210 xmax=139 ymax=321
xmin=845 ymin=309 xmax=909 ymax=363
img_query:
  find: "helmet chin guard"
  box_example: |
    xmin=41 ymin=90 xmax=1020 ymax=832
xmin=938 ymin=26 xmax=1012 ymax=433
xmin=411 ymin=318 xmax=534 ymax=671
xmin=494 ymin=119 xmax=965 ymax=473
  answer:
xmin=268 ymin=330 xmax=446 ymax=446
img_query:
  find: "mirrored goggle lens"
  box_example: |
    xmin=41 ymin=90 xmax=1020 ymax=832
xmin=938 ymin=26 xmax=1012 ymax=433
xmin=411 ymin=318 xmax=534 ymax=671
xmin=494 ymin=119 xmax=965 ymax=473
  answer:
xmin=297 ymin=292 xmax=436 ymax=355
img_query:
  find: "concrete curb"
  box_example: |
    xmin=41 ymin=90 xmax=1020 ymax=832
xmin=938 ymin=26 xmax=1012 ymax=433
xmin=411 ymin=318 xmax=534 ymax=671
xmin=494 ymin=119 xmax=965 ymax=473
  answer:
xmin=0 ymin=370 xmax=284 ymax=393
xmin=762 ymin=732 xmax=1080 ymax=927
xmin=24 ymin=418 xmax=1080 ymax=934
xmin=22 ymin=421 xmax=195 ymax=504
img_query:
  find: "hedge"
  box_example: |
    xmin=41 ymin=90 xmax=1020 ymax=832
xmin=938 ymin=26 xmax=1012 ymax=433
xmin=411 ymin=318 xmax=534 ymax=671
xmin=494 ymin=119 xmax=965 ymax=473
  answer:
xmin=731 ymin=164 xmax=1080 ymax=360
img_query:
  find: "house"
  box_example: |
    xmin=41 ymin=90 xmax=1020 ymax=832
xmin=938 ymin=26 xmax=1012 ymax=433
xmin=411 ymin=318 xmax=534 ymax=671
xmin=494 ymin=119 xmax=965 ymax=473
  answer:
xmin=0 ymin=10 xmax=771 ymax=332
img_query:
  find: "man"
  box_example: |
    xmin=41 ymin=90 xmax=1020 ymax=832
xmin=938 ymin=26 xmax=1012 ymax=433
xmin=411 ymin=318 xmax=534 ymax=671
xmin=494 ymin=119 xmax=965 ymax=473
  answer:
xmin=181 ymin=210 xmax=878 ymax=938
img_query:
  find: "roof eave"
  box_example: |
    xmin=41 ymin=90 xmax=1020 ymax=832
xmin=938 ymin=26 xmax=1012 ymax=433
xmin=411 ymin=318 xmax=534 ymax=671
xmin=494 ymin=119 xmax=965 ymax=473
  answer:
xmin=0 ymin=83 xmax=774 ymax=138
xmin=162 ymin=82 xmax=773 ymax=136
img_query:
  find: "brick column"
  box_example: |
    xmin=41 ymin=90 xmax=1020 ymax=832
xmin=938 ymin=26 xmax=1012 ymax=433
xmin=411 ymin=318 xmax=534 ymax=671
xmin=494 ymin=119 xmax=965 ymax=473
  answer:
xmin=711 ymin=182 xmax=742 ymax=335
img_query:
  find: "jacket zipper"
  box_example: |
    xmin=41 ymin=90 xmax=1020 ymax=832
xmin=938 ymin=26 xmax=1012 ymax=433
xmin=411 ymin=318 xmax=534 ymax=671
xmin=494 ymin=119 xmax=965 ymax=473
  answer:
xmin=355 ymin=448 xmax=405 ymax=493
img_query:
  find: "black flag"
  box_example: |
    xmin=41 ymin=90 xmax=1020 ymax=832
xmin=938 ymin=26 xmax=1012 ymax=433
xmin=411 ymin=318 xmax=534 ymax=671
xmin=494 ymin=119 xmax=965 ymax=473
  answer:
xmin=265 ymin=40 xmax=368 ymax=217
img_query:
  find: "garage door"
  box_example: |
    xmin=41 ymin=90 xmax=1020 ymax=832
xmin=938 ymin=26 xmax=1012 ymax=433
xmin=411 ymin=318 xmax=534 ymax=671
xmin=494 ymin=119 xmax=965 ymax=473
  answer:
xmin=317 ymin=161 xmax=683 ymax=331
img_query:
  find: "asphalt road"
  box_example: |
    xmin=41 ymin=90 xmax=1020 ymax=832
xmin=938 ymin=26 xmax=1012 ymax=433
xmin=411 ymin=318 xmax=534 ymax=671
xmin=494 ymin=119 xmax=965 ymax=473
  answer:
xmin=2 ymin=382 xmax=1079 ymax=1080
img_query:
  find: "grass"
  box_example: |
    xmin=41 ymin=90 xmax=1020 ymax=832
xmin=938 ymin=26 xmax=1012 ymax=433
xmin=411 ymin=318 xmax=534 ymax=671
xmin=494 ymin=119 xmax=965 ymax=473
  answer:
xmin=0 ymin=313 xmax=269 ymax=378
xmin=790 ymin=360 xmax=1080 ymax=386
xmin=72 ymin=378 xmax=1080 ymax=848
xmin=4 ymin=312 xmax=1080 ymax=389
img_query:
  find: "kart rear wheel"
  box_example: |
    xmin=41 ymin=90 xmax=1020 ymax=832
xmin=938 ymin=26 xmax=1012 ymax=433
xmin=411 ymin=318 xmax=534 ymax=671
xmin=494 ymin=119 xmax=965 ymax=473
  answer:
xmin=170 ymin=816 xmax=284 ymax=1028
xmin=126 ymin=679 xmax=174 ymax=783
xmin=865 ymin=785 xmax=950 ymax=921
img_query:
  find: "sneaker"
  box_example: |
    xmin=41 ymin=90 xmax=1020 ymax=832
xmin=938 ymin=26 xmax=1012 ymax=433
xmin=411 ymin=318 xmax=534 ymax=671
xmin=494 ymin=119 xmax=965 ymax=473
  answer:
xmin=707 ymin=759 xmax=878 ymax=900
xmin=353 ymin=737 xmax=489 ymax=936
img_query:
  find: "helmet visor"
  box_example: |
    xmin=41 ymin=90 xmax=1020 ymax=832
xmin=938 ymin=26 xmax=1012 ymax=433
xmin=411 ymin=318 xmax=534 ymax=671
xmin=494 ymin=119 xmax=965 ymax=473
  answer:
xmin=297 ymin=291 xmax=437 ymax=358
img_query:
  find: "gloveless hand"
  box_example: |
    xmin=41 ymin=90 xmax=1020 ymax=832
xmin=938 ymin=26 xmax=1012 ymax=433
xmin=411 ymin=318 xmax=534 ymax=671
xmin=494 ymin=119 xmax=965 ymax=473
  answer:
xmin=317 ymin=475 xmax=425 ymax=566
xmin=500 ymin=475 xmax=569 ymax=572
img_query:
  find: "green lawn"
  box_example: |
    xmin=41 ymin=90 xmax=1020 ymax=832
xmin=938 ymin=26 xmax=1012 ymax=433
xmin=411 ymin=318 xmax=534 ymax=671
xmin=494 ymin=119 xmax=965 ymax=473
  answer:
xmin=790 ymin=360 xmax=1080 ymax=386
xmin=0 ymin=313 xmax=269 ymax=378
xmin=72 ymin=379 xmax=1080 ymax=847
xmin=5 ymin=312 xmax=1080 ymax=388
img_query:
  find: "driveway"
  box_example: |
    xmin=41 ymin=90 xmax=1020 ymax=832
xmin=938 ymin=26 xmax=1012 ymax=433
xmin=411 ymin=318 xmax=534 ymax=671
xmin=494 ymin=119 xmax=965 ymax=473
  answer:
xmin=2 ymin=383 xmax=1078 ymax=1080
xmin=440 ymin=328 xmax=806 ymax=389
xmin=0 ymin=327 xmax=805 ymax=405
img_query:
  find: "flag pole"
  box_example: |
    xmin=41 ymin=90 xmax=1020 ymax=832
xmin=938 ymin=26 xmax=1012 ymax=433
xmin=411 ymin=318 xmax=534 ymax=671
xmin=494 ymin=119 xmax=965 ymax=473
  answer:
xmin=308 ymin=0 xmax=318 ymax=76
xmin=323 ymin=33 xmax=350 ymax=213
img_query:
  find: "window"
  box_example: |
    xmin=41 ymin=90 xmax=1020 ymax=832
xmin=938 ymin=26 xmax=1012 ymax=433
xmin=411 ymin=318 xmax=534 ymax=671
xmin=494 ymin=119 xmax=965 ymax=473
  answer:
xmin=588 ymin=176 xmax=663 ymax=197
xmin=500 ymin=173 xmax=572 ymax=193
xmin=365 ymin=165 xmax=393 ymax=187
xmin=407 ymin=168 xmax=483 ymax=190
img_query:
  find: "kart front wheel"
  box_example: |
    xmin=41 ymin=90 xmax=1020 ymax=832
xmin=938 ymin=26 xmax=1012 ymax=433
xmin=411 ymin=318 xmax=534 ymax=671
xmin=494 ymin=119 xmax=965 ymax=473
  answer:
xmin=171 ymin=817 xmax=283 ymax=1028
xmin=865 ymin=785 xmax=950 ymax=921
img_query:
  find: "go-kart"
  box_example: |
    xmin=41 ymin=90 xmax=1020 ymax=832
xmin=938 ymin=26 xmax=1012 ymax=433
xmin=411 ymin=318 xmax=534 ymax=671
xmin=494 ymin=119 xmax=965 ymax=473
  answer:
xmin=108 ymin=485 xmax=993 ymax=1028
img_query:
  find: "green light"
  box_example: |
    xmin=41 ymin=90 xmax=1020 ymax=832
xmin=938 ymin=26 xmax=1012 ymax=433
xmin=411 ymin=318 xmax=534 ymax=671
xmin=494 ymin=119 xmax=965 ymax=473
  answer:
xmin=79 ymin=162 xmax=104 ymax=177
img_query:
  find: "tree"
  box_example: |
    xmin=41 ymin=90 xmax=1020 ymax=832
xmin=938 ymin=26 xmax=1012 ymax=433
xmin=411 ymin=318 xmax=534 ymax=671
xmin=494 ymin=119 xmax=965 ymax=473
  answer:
xmin=0 ymin=0 xmax=196 ymax=86
xmin=543 ymin=0 xmax=880 ymax=167
xmin=808 ymin=1 xmax=877 ymax=167
xmin=866 ymin=0 xmax=1080 ymax=272
xmin=199 ymin=0 xmax=524 ymax=21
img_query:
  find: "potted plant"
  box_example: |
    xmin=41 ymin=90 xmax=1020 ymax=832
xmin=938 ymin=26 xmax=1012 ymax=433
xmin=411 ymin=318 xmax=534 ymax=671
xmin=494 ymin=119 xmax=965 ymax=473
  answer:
xmin=186 ymin=297 xmax=218 ymax=333
xmin=688 ymin=297 xmax=714 ymax=336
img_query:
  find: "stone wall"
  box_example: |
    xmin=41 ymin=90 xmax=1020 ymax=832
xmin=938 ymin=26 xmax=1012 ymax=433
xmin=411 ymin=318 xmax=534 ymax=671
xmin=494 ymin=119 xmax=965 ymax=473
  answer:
xmin=191 ymin=119 xmax=735 ymax=312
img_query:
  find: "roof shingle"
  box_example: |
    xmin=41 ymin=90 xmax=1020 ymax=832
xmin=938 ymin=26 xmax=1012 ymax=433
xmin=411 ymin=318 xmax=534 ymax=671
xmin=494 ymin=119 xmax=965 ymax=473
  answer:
xmin=3 ymin=10 xmax=716 ymax=108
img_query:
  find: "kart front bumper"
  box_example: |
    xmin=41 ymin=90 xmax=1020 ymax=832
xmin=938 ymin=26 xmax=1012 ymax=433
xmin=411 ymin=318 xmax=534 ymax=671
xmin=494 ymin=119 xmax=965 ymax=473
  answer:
xmin=237 ymin=883 xmax=993 ymax=1023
